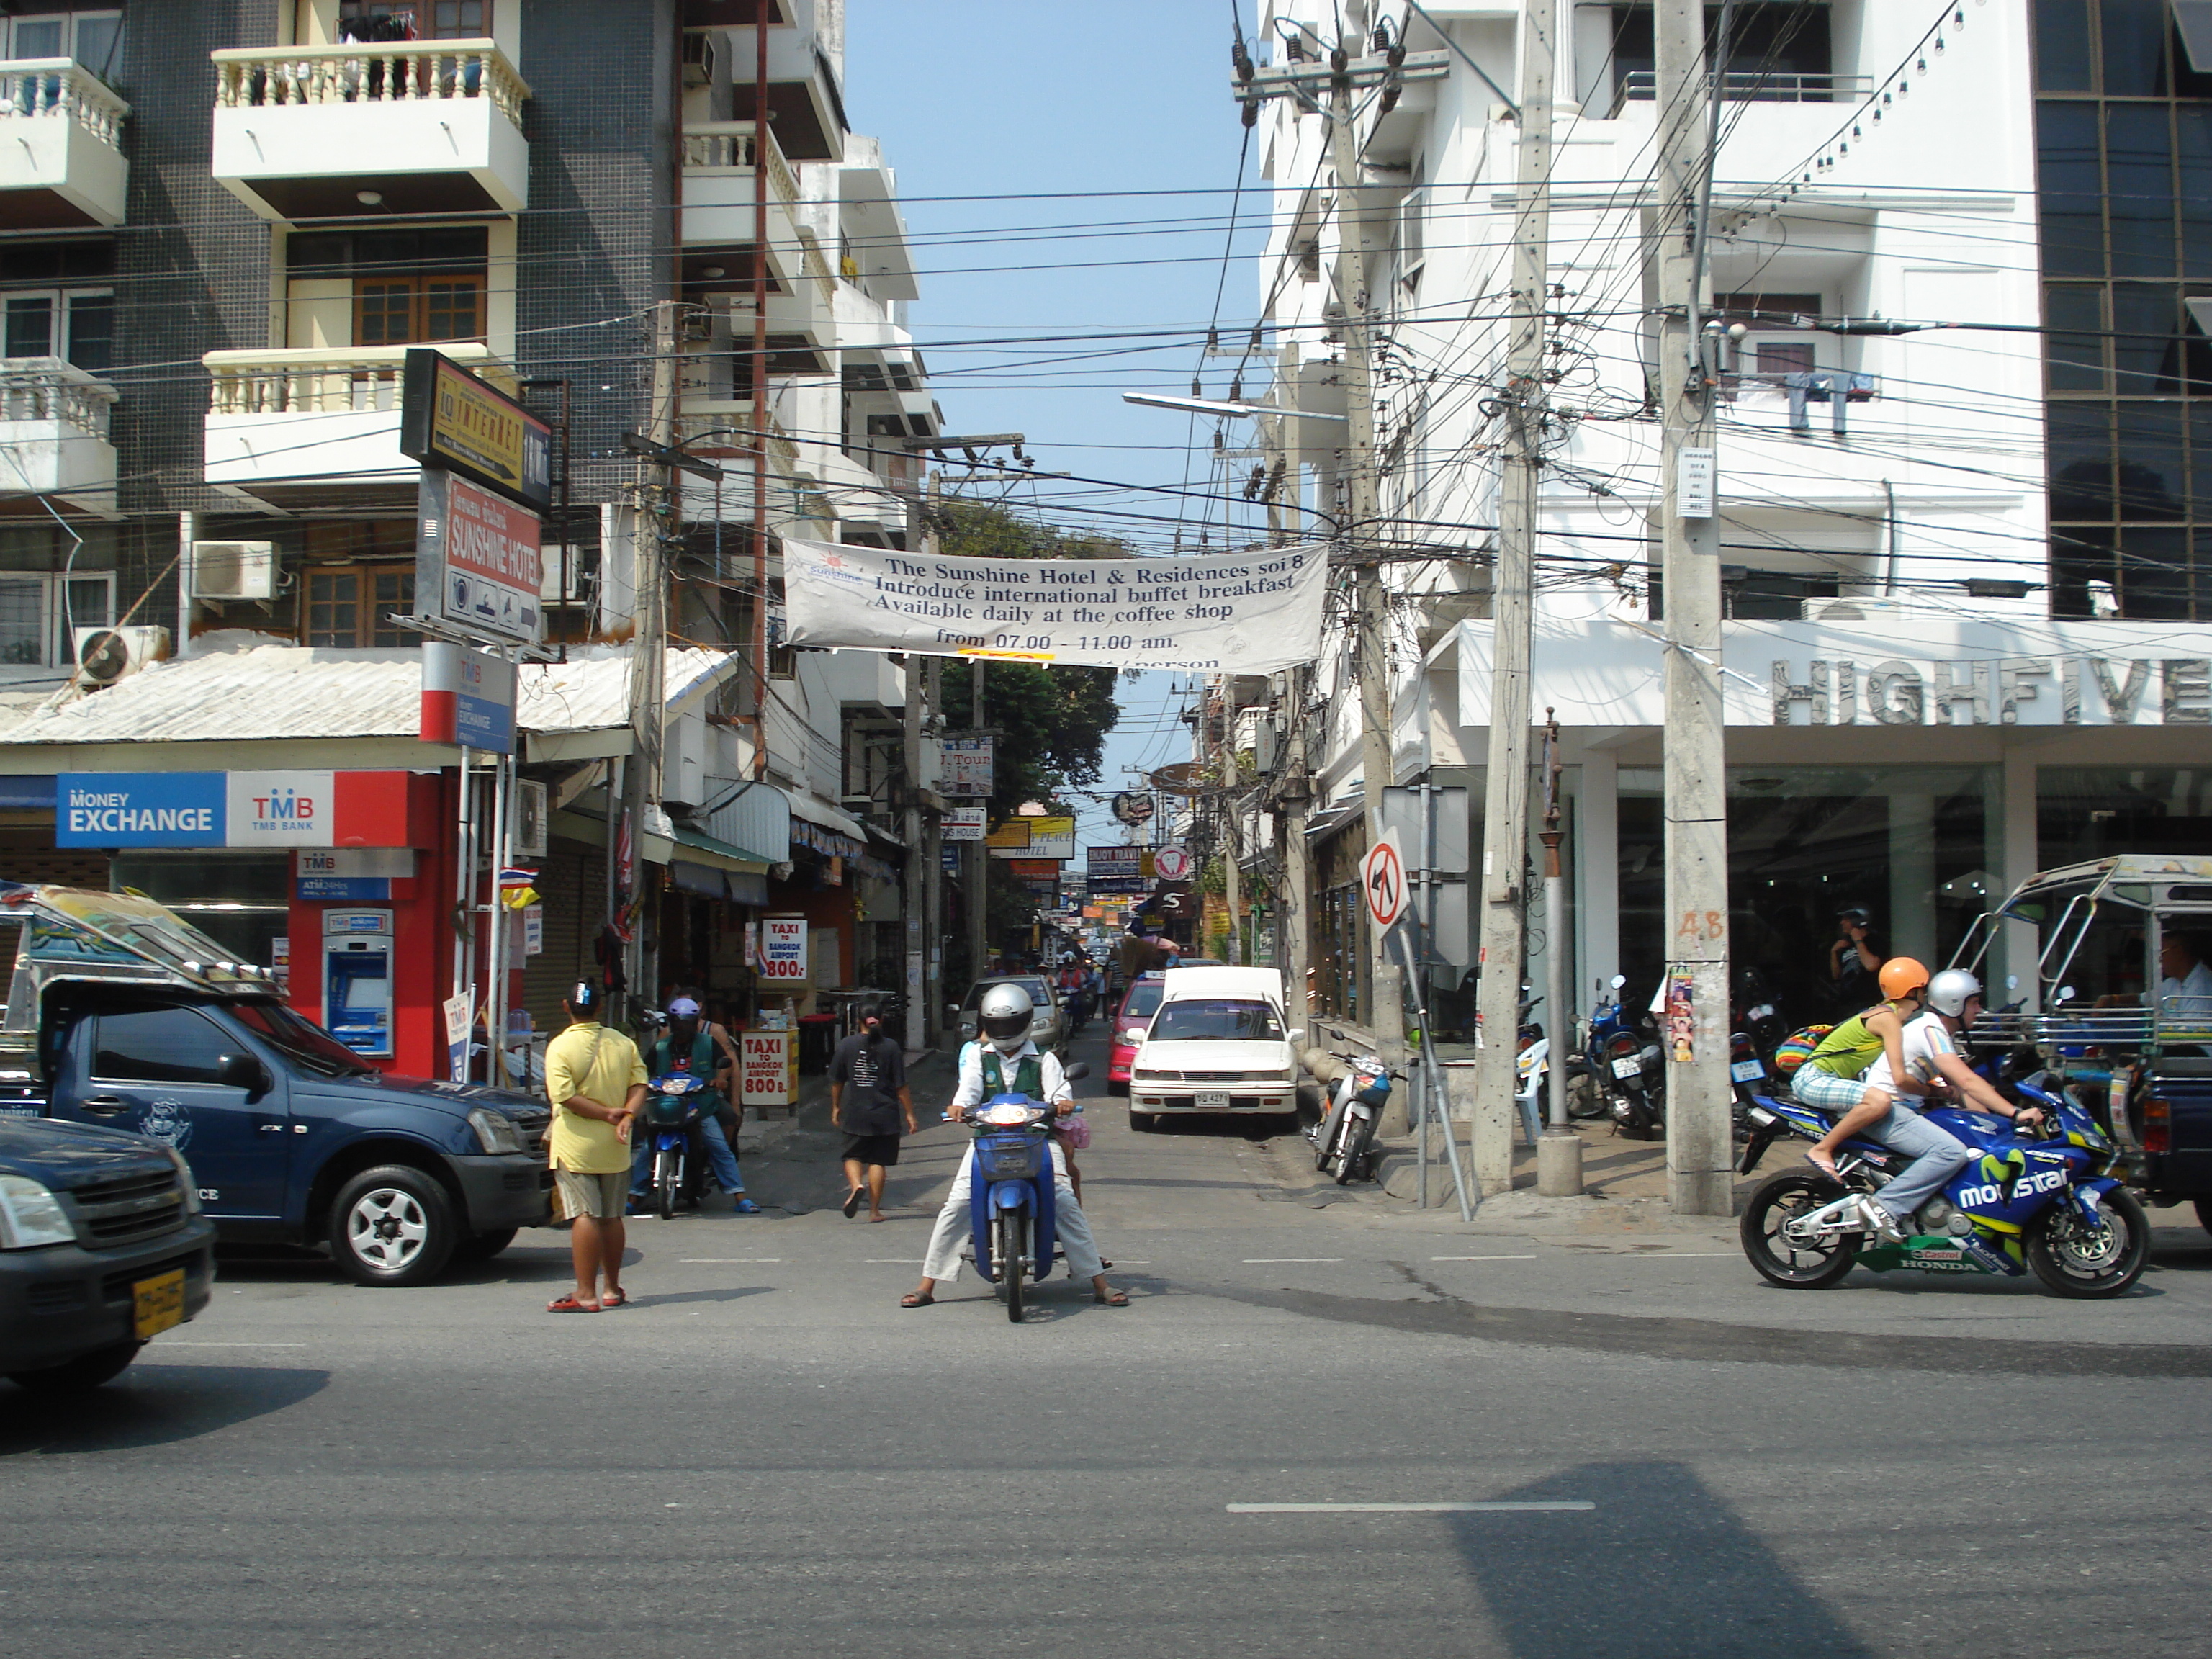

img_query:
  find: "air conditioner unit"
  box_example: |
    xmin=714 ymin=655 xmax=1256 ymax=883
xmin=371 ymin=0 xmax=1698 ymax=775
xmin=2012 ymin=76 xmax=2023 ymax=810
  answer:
xmin=73 ymin=625 xmax=171 ymax=687
xmin=681 ymin=27 xmax=724 ymax=86
xmin=511 ymin=779 xmax=549 ymax=859
xmin=1801 ymin=596 xmax=1940 ymax=624
xmin=191 ymin=541 xmax=276 ymax=601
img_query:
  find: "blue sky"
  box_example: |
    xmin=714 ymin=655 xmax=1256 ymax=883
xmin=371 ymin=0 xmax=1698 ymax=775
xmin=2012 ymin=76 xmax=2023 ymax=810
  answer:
xmin=845 ymin=1 xmax=1271 ymax=848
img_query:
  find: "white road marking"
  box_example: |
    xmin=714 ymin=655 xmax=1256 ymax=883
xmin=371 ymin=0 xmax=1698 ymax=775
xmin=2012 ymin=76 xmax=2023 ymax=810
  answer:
xmin=866 ymin=1259 xmax=925 ymax=1264
xmin=678 ymin=1259 xmax=783 ymax=1264
xmin=1617 ymin=1251 xmax=1740 ymax=1258
xmin=1228 ymin=1502 xmax=1594 ymax=1514
xmin=152 ymin=1342 xmax=308 ymax=1349
xmin=1429 ymin=1254 xmax=1538 ymax=1262
xmin=1243 ymin=1257 xmax=1344 ymax=1264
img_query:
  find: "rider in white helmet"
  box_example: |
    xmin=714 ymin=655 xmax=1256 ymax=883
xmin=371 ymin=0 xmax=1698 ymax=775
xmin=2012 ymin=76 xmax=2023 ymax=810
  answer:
xmin=904 ymin=981 xmax=1128 ymax=1309
xmin=1868 ymin=968 xmax=2045 ymax=1138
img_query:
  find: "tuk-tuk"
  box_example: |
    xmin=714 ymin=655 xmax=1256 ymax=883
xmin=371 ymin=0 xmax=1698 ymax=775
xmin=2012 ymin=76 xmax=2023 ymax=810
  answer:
xmin=1954 ymin=855 xmax=2212 ymax=1233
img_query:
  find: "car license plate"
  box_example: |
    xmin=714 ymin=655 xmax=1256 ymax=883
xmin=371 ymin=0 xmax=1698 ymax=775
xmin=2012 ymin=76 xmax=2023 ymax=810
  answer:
xmin=1195 ymin=1090 xmax=1231 ymax=1110
xmin=1610 ymin=1057 xmax=1642 ymax=1080
xmin=132 ymin=1268 xmax=186 ymax=1341
xmin=1730 ymin=1059 xmax=1766 ymax=1082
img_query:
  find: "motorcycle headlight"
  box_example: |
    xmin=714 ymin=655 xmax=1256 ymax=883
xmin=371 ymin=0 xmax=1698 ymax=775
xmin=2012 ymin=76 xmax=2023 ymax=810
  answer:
xmin=0 ymin=1172 xmax=76 ymax=1249
xmin=163 ymin=1146 xmax=202 ymax=1215
xmin=467 ymin=1107 xmax=528 ymax=1156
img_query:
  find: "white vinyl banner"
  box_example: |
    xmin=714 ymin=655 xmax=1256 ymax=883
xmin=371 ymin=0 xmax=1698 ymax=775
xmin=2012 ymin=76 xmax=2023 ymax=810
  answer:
xmin=782 ymin=536 xmax=1328 ymax=673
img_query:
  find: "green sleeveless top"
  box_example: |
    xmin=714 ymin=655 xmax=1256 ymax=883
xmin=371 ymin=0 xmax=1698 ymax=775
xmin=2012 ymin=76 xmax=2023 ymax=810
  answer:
xmin=1807 ymin=1009 xmax=1887 ymax=1079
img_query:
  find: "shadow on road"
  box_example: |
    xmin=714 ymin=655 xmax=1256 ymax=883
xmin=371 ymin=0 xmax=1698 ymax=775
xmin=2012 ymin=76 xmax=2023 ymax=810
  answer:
xmin=0 ymin=1364 xmax=329 ymax=1457
xmin=1449 ymin=1460 xmax=1873 ymax=1659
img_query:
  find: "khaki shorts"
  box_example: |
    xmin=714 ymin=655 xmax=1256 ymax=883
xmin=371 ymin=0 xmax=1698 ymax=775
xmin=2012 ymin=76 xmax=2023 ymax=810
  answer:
xmin=554 ymin=1167 xmax=629 ymax=1219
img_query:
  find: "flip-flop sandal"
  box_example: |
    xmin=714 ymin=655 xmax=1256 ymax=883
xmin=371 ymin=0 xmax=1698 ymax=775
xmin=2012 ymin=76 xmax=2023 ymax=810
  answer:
xmin=899 ymin=1292 xmax=934 ymax=1308
xmin=546 ymin=1295 xmax=599 ymax=1313
xmin=1094 ymin=1287 xmax=1130 ymax=1307
xmin=733 ymin=1198 xmax=763 ymax=1215
xmin=600 ymin=1289 xmax=629 ymax=1308
xmin=842 ymin=1187 xmax=863 ymax=1218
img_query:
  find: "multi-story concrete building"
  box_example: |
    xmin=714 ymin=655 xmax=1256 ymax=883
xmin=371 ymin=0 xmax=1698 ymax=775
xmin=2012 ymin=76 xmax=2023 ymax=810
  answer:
xmin=1247 ymin=1 xmax=2212 ymax=1036
xmin=0 ymin=0 xmax=936 ymax=1076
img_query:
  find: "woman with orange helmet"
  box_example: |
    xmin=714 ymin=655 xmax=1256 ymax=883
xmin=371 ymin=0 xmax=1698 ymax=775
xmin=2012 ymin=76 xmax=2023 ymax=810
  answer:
xmin=1794 ymin=957 xmax=1932 ymax=1190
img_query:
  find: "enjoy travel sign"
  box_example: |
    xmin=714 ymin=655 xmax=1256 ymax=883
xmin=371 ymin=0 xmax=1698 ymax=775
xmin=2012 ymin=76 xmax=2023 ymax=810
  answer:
xmin=781 ymin=536 xmax=1327 ymax=673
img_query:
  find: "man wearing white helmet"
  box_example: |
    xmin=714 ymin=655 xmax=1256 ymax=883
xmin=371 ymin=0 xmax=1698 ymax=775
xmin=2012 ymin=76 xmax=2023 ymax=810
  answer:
xmin=903 ymin=981 xmax=1127 ymax=1308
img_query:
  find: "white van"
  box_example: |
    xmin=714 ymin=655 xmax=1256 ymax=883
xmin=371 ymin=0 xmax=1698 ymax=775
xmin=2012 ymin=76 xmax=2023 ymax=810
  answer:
xmin=1125 ymin=966 xmax=1302 ymax=1131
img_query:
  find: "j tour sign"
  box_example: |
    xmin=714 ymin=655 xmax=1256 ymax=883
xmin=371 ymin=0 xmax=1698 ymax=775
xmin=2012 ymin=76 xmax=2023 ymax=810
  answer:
xmin=1454 ymin=617 xmax=2212 ymax=728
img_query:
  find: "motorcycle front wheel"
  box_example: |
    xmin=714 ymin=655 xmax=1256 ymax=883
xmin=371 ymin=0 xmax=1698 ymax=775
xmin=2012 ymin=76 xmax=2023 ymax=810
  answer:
xmin=655 ymin=1149 xmax=680 ymax=1221
xmin=994 ymin=1210 xmax=1028 ymax=1321
xmin=2025 ymin=1187 xmax=2150 ymax=1298
xmin=1740 ymin=1172 xmax=1858 ymax=1289
xmin=1332 ymin=1114 xmax=1373 ymax=1184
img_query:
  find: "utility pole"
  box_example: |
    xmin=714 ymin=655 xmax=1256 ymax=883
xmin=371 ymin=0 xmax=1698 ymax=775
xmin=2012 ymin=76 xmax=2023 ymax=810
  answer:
xmin=1220 ymin=693 xmax=1241 ymax=965
xmin=1470 ymin=0 xmax=1555 ymax=1195
xmin=1328 ymin=37 xmax=1395 ymax=1044
xmin=902 ymin=648 xmax=925 ymax=1054
xmin=1656 ymin=0 xmax=1733 ymax=1215
xmin=622 ymin=297 xmax=679 ymax=1020
xmin=922 ymin=653 xmax=944 ymax=1047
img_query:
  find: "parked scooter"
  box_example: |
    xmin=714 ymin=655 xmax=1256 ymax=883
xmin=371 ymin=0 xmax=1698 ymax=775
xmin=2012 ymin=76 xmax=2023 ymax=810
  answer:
xmin=953 ymin=1061 xmax=1092 ymax=1322
xmin=642 ymin=1072 xmax=712 ymax=1220
xmin=1587 ymin=975 xmax=1665 ymax=1138
xmin=1305 ymin=1050 xmax=1395 ymax=1184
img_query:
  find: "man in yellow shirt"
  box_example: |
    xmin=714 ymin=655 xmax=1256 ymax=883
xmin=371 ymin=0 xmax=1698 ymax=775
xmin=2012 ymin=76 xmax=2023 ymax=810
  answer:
xmin=544 ymin=980 xmax=648 ymax=1311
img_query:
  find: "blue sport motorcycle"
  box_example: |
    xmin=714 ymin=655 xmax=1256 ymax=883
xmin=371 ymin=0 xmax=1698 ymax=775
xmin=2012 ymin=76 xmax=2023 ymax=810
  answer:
xmin=955 ymin=1061 xmax=1090 ymax=1322
xmin=1735 ymin=1071 xmax=2149 ymax=1298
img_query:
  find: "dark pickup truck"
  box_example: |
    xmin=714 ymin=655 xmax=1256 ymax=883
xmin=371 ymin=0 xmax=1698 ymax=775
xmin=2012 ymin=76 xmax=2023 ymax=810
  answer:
xmin=1 ymin=1112 xmax=216 ymax=1392
xmin=0 ymin=884 xmax=550 ymax=1287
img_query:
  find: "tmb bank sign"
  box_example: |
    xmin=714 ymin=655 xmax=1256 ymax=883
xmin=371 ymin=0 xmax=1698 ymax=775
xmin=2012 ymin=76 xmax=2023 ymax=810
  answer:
xmin=58 ymin=772 xmax=412 ymax=848
xmin=1455 ymin=619 xmax=2212 ymax=729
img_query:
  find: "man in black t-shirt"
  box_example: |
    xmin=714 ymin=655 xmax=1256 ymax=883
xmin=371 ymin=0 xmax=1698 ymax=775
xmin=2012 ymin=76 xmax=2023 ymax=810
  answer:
xmin=1830 ymin=905 xmax=1887 ymax=1017
xmin=830 ymin=1004 xmax=915 ymax=1222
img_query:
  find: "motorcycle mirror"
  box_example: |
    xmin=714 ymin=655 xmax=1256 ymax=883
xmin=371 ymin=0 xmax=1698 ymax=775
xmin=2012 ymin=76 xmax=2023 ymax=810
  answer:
xmin=2056 ymin=985 xmax=2077 ymax=1003
xmin=1061 ymin=1061 xmax=1091 ymax=1081
xmin=2006 ymin=975 xmax=2018 ymax=991
xmin=1610 ymin=974 xmax=1627 ymax=989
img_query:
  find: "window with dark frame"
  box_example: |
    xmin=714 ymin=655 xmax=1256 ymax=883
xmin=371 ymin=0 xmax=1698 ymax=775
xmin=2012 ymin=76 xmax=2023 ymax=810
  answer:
xmin=305 ymin=566 xmax=418 ymax=648
xmin=2034 ymin=0 xmax=2212 ymax=620
xmin=338 ymin=1 xmax=489 ymax=40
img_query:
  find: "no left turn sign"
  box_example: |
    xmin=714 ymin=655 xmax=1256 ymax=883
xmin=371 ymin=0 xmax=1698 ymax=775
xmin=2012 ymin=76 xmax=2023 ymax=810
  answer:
xmin=1361 ymin=830 xmax=1408 ymax=931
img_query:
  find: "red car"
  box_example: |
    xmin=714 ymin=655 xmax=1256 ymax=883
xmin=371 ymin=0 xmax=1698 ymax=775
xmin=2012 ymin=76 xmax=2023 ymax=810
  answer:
xmin=1107 ymin=971 xmax=1169 ymax=1094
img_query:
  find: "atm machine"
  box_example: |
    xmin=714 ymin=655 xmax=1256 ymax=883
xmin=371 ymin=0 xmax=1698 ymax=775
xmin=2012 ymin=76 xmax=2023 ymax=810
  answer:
xmin=323 ymin=909 xmax=394 ymax=1057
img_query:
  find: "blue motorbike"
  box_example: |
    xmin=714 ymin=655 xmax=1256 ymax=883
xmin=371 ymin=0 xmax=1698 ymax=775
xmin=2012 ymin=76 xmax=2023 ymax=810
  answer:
xmin=1583 ymin=974 xmax=1662 ymax=1136
xmin=1735 ymin=1071 xmax=2149 ymax=1298
xmin=956 ymin=1061 xmax=1089 ymax=1322
xmin=642 ymin=1072 xmax=711 ymax=1221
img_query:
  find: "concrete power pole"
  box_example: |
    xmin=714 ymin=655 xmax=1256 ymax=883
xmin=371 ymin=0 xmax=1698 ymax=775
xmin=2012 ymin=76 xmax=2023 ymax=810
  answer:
xmin=968 ymin=659 xmax=988 ymax=982
xmin=1655 ymin=0 xmax=1733 ymax=1215
xmin=622 ymin=297 xmax=679 ymax=1019
xmin=1328 ymin=41 xmax=1397 ymax=1047
xmin=1470 ymin=0 xmax=1555 ymax=1195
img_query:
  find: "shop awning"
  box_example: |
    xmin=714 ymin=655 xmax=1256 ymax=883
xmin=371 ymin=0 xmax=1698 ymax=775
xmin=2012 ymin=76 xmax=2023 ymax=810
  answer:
xmin=0 ymin=775 xmax=55 ymax=809
xmin=786 ymin=790 xmax=870 ymax=842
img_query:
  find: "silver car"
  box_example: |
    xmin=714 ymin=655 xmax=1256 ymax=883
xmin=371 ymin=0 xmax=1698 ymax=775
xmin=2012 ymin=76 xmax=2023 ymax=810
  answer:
xmin=953 ymin=975 xmax=1061 ymax=1052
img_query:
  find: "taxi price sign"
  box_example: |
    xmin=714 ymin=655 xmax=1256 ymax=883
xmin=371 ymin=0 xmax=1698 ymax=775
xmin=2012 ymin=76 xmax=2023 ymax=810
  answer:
xmin=1361 ymin=829 xmax=1408 ymax=932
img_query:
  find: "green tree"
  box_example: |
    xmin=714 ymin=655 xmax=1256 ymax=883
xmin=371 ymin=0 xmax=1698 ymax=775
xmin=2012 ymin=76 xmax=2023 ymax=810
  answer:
xmin=935 ymin=499 xmax=1123 ymax=817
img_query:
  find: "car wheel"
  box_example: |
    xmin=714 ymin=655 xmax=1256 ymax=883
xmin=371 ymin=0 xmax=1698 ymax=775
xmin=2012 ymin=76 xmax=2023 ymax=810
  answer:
xmin=6 ymin=1338 xmax=143 ymax=1394
xmin=1128 ymin=1109 xmax=1156 ymax=1133
xmin=329 ymin=1164 xmax=458 ymax=1287
xmin=451 ymin=1227 xmax=518 ymax=1264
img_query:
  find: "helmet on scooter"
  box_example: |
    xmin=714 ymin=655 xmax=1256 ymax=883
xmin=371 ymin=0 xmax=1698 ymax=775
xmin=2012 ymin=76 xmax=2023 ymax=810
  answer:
xmin=979 ymin=981 xmax=1035 ymax=1053
xmin=1925 ymin=968 xmax=1982 ymax=1020
xmin=1877 ymin=957 xmax=1930 ymax=1001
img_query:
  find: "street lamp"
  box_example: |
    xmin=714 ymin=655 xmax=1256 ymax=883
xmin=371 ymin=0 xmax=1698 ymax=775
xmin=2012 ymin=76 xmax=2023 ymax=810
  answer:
xmin=1122 ymin=392 xmax=1346 ymax=421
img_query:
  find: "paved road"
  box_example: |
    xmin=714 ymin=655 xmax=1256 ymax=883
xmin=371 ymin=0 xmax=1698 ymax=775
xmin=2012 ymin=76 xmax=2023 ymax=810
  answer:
xmin=6 ymin=1024 xmax=2209 ymax=1657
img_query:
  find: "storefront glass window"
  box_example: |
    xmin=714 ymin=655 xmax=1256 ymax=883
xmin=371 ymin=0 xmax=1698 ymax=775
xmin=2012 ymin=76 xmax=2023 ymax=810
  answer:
xmin=1616 ymin=765 xmax=2000 ymax=1033
xmin=2038 ymin=765 xmax=2212 ymax=866
xmin=109 ymin=853 xmax=291 ymax=971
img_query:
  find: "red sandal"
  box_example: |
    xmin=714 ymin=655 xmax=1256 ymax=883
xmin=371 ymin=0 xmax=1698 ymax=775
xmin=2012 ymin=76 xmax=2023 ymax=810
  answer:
xmin=546 ymin=1294 xmax=599 ymax=1313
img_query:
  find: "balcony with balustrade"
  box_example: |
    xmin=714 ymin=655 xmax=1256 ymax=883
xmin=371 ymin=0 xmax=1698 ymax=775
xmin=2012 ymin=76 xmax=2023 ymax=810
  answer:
xmin=202 ymin=342 xmax=516 ymax=508
xmin=0 ymin=357 xmax=116 ymax=516
xmin=210 ymin=40 xmax=529 ymax=223
xmin=0 ymin=60 xmax=129 ymax=228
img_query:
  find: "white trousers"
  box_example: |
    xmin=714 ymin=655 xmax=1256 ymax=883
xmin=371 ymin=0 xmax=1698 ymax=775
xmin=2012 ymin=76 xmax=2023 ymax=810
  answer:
xmin=920 ymin=1142 xmax=1104 ymax=1282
